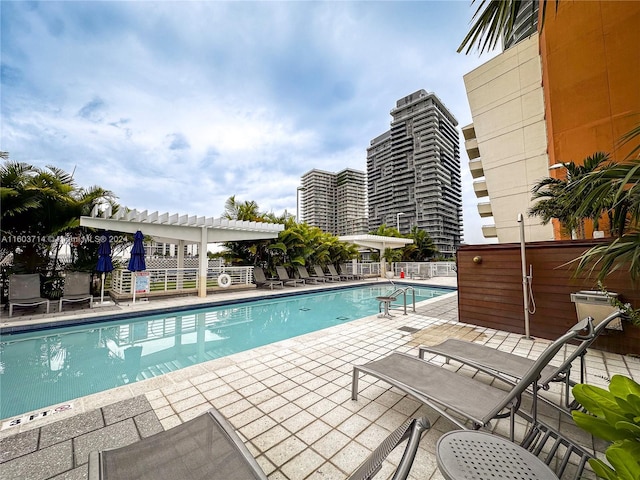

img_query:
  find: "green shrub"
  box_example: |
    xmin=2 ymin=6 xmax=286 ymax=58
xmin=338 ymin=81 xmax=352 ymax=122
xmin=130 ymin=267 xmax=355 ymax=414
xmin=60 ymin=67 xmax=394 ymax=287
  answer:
xmin=572 ymin=375 xmax=640 ymax=479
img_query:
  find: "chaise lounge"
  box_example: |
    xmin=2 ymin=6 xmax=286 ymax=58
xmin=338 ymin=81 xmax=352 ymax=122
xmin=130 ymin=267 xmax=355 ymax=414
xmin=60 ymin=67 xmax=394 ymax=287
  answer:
xmin=88 ymin=408 xmax=430 ymax=480
xmin=328 ymin=264 xmax=354 ymax=280
xmin=252 ymin=267 xmax=284 ymax=289
xmin=8 ymin=273 xmax=50 ymax=317
xmin=296 ymin=265 xmax=326 ymax=284
xmin=418 ymin=310 xmax=624 ymax=412
xmin=352 ymin=317 xmax=593 ymax=441
xmin=275 ymin=266 xmax=305 ymax=287
xmin=313 ymin=265 xmax=340 ymax=282
xmin=59 ymin=271 xmax=94 ymax=311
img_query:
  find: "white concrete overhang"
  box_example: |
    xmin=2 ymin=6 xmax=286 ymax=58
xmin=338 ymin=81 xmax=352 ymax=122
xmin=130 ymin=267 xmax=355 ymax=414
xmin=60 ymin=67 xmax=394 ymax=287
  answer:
xmin=80 ymin=208 xmax=284 ymax=244
xmin=80 ymin=207 xmax=284 ymax=297
xmin=339 ymin=235 xmax=413 ymax=278
xmin=338 ymin=234 xmax=413 ymax=250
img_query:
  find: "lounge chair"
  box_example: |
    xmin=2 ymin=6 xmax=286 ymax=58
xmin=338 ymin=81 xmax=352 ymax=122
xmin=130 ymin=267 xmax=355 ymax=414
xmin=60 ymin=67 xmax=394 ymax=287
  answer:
xmin=313 ymin=265 xmax=340 ymax=282
xmin=88 ymin=407 xmax=431 ymax=480
xmin=296 ymin=265 xmax=326 ymax=284
xmin=253 ymin=267 xmax=283 ymax=289
xmin=328 ymin=264 xmax=353 ymax=280
xmin=59 ymin=272 xmax=93 ymax=311
xmin=275 ymin=266 xmax=305 ymax=287
xmin=418 ymin=310 xmax=624 ymax=412
xmin=8 ymin=273 xmax=50 ymax=317
xmin=341 ymin=264 xmax=364 ymax=280
xmin=352 ymin=317 xmax=593 ymax=441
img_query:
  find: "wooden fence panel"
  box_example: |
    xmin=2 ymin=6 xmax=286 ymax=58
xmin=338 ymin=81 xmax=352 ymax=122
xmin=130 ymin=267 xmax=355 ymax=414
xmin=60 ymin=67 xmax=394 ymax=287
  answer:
xmin=457 ymin=240 xmax=640 ymax=355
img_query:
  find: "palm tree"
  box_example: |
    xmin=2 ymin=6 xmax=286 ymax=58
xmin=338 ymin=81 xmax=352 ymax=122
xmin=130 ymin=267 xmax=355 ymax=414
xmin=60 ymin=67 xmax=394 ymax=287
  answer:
xmin=402 ymin=227 xmax=438 ymax=261
xmin=528 ymin=152 xmax=613 ymax=238
xmin=1 ymin=160 xmax=116 ymax=274
xmin=222 ymin=195 xmax=262 ymax=222
xmin=564 ymin=160 xmax=640 ymax=282
xmin=458 ymin=0 xmax=557 ymax=54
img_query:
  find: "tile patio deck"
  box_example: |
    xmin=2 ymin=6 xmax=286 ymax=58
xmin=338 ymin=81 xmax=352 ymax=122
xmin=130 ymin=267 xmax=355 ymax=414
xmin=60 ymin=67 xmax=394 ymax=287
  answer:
xmin=1 ymin=278 xmax=639 ymax=479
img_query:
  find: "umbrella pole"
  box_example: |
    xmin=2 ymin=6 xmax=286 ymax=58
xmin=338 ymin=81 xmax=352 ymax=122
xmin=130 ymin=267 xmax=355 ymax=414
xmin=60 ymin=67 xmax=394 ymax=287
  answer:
xmin=132 ymin=272 xmax=137 ymax=304
xmin=100 ymin=272 xmax=105 ymax=304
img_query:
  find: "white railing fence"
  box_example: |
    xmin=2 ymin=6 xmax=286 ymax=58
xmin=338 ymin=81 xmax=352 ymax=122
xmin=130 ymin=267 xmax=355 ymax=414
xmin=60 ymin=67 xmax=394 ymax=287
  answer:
xmin=111 ymin=266 xmax=255 ymax=295
xmin=108 ymin=261 xmax=456 ymax=296
xmin=393 ymin=262 xmax=457 ymax=279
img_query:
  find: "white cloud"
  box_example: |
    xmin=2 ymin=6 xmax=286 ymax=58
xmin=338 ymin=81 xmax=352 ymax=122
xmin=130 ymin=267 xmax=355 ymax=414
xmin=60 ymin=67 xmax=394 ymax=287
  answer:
xmin=2 ymin=1 xmax=499 ymax=244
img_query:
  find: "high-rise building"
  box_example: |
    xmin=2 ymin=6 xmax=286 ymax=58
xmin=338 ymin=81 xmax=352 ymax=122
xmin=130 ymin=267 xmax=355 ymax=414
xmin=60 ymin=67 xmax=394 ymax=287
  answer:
xmin=336 ymin=169 xmax=368 ymax=235
xmin=464 ymin=1 xmax=639 ymax=243
xmin=367 ymin=90 xmax=462 ymax=255
xmin=300 ymin=168 xmax=367 ymax=236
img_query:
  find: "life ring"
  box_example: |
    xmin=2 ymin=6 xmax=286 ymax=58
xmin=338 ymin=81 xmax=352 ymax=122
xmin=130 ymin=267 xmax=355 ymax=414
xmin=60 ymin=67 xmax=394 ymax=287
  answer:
xmin=217 ymin=273 xmax=232 ymax=288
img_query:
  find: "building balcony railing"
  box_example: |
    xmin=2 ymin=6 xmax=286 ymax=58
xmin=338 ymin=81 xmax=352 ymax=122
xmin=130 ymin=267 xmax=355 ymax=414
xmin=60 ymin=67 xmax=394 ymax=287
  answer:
xmin=482 ymin=224 xmax=498 ymax=238
xmin=477 ymin=202 xmax=493 ymax=218
xmin=473 ymin=179 xmax=488 ymax=198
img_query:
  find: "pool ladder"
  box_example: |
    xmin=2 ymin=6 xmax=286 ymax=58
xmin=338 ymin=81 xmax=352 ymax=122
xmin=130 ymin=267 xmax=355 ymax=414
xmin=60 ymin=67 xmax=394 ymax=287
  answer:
xmin=376 ymin=286 xmax=416 ymax=318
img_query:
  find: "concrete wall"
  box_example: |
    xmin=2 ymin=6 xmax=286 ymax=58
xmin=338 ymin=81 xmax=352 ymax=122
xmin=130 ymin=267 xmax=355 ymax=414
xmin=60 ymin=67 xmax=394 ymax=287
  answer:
xmin=464 ymin=34 xmax=554 ymax=243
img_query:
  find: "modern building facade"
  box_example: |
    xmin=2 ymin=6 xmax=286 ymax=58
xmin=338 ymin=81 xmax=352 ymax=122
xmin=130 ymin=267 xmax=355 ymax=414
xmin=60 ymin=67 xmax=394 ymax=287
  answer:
xmin=464 ymin=1 xmax=640 ymax=243
xmin=367 ymin=90 xmax=462 ymax=255
xmin=463 ymin=34 xmax=552 ymax=242
xmin=300 ymin=168 xmax=367 ymax=236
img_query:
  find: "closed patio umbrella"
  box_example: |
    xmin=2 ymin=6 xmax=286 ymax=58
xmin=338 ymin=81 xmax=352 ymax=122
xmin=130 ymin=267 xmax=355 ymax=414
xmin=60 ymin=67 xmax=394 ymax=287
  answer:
xmin=96 ymin=231 xmax=114 ymax=304
xmin=128 ymin=230 xmax=146 ymax=303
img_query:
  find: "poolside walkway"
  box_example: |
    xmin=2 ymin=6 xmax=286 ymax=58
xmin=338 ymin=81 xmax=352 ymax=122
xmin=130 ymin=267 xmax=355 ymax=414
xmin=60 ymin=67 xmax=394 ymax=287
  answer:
xmin=1 ymin=278 xmax=638 ymax=479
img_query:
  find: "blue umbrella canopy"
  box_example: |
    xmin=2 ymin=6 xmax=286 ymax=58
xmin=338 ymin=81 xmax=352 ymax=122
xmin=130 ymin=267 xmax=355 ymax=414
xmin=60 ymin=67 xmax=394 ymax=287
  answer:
xmin=128 ymin=231 xmax=146 ymax=272
xmin=96 ymin=231 xmax=114 ymax=273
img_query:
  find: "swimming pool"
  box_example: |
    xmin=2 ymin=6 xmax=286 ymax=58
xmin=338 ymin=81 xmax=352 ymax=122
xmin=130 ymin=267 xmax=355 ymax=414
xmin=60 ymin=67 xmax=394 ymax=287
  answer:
xmin=0 ymin=284 xmax=452 ymax=421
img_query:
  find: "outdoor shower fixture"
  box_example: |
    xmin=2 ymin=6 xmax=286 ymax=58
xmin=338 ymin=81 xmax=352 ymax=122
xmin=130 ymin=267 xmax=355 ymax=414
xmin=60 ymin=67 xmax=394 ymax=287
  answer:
xmin=518 ymin=213 xmax=536 ymax=339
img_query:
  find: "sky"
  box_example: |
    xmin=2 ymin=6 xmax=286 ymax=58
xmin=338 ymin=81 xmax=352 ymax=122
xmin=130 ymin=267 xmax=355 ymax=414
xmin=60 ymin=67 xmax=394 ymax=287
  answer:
xmin=1 ymin=0 xmax=499 ymax=245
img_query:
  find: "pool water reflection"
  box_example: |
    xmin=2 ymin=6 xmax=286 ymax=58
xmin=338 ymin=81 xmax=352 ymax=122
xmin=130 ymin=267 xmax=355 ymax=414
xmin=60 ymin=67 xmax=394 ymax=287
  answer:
xmin=0 ymin=285 xmax=451 ymax=420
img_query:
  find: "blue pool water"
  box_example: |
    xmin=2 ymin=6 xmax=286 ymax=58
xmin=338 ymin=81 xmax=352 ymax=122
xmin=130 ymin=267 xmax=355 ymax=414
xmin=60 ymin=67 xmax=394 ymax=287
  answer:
xmin=0 ymin=284 xmax=451 ymax=420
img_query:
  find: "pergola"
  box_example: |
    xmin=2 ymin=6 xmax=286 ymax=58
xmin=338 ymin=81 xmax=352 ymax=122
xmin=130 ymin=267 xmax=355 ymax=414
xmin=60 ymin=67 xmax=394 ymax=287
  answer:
xmin=338 ymin=234 xmax=413 ymax=277
xmin=80 ymin=207 xmax=284 ymax=297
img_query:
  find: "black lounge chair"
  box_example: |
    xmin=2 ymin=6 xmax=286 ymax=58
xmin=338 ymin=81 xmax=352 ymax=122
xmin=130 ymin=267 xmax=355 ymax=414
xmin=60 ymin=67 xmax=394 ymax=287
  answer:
xmin=328 ymin=264 xmax=353 ymax=280
xmin=352 ymin=318 xmax=593 ymax=441
xmin=8 ymin=273 xmax=50 ymax=317
xmin=88 ymin=408 xmax=431 ymax=480
xmin=59 ymin=271 xmax=94 ymax=311
xmin=418 ymin=310 xmax=624 ymax=412
xmin=340 ymin=264 xmax=364 ymax=280
xmin=275 ymin=266 xmax=305 ymax=287
xmin=313 ymin=265 xmax=340 ymax=282
xmin=253 ymin=267 xmax=283 ymax=289
xmin=296 ymin=265 xmax=326 ymax=284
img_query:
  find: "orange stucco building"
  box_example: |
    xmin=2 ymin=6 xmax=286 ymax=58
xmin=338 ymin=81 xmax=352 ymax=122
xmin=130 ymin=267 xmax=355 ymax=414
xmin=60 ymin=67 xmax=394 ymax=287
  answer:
xmin=540 ymin=1 xmax=640 ymax=239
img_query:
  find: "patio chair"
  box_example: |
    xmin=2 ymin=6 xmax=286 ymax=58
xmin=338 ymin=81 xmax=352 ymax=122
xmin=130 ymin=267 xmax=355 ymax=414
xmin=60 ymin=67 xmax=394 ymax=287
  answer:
xmin=352 ymin=317 xmax=593 ymax=441
xmin=518 ymin=415 xmax=595 ymax=480
xmin=8 ymin=273 xmax=50 ymax=317
xmin=417 ymin=310 xmax=624 ymax=412
xmin=252 ymin=267 xmax=283 ymax=290
xmin=296 ymin=265 xmax=326 ymax=284
xmin=88 ymin=407 xmax=431 ymax=480
xmin=313 ymin=265 xmax=340 ymax=282
xmin=328 ymin=264 xmax=354 ymax=280
xmin=437 ymin=417 xmax=594 ymax=480
xmin=59 ymin=272 xmax=94 ymax=311
xmin=275 ymin=266 xmax=305 ymax=287
xmin=341 ymin=264 xmax=364 ymax=280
